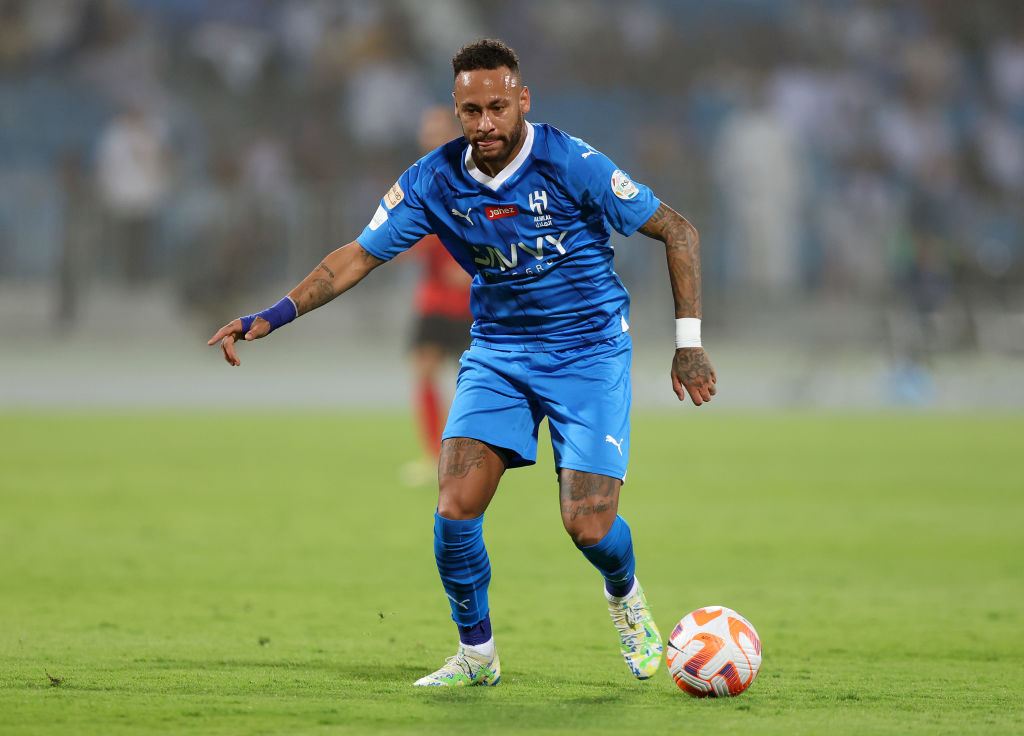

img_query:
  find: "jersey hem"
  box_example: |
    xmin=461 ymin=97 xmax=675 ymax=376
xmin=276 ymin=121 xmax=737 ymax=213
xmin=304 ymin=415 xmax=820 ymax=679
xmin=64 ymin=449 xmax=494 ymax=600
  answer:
xmin=470 ymin=320 xmax=627 ymax=352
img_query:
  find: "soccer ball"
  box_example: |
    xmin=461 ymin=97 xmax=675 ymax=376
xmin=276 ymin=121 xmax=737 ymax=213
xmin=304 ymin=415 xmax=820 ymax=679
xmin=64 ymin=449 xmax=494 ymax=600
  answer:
xmin=666 ymin=606 xmax=761 ymax=697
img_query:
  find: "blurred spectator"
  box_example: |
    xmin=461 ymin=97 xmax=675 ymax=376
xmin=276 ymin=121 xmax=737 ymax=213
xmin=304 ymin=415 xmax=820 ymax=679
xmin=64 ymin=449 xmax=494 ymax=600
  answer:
xmin=95 ymin=103 xmax=172 ymax=283
xmin=340 ymin=17 xmax=430 ymax=164
xmin=988 ymin=25 xmax=1024 ymax=115
xmin=54 ymin=148 xmax=96 ymax=328
xmin=0 ymin=0 xmax=1021 ymax=359
xmin=0 ymin=0 xmax=32 ymax=71
xmin=712 ymin=77 xmax=805 ymax=296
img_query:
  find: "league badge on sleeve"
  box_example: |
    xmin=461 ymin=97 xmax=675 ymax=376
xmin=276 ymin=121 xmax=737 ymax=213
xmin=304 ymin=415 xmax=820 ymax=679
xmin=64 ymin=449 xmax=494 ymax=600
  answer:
xmin=384 ymin=181 xmax=404 ymax=209
xmin=611 ymin=169 xmax=640 ymax=200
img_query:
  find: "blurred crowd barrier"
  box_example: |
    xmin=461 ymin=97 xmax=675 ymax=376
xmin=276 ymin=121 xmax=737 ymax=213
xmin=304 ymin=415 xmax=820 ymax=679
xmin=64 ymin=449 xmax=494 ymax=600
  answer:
xmin=1 ymin=0 xmax=1022 ymax=371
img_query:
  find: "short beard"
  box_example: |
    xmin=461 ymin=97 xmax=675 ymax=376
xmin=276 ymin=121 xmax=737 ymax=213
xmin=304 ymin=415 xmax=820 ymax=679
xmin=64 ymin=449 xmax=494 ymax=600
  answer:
xmin=503 ymin=115 xmax=525 ymax=158
xmin=475 ymin=115 xmax=526 ymax=167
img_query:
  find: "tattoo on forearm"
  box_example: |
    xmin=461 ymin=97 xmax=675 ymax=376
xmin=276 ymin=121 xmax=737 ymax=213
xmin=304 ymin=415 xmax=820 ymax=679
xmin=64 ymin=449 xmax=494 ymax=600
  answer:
xmin=639 ymin=203 xmax=702 ymax=317
xmin=440 ymin=438 xmax=487 ymax=479
xmin=559 ymin=471 xmax=619 ymax=521
xmin=301 ymin=278 xmax=335 ymax=311
xmin=316 ymin=262 xmax=336 ymax=279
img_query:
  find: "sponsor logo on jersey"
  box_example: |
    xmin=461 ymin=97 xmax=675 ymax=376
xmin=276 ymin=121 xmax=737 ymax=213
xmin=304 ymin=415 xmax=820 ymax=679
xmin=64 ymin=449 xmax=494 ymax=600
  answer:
xmin=473 ymin=231 xmax=567 ymax=272
xmin=611 ymin=169 xmax=639 ymax=200
xmin=384 ymin=181 xmax=404 ymax=209
xmin=485 ymin=204 xmax=519 ymax=220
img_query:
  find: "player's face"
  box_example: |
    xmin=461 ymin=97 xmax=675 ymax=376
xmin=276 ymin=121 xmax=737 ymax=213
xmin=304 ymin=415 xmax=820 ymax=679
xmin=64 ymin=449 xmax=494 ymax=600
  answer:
xmin=453 ymin=66 xmax=531 ymax=176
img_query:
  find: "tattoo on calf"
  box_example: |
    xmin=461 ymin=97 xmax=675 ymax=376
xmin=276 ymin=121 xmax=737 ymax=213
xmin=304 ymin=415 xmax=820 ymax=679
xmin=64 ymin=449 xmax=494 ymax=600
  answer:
xmin=316 ymin=262 xmax=336 ymax=279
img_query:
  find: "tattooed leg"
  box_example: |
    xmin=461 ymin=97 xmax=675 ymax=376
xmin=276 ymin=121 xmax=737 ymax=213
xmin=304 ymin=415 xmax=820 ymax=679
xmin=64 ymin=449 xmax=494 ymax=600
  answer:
xmin=437 ymin=437 xmax=506 ymax=520
xmin=558 ymin=469 xmax=621 ymax=546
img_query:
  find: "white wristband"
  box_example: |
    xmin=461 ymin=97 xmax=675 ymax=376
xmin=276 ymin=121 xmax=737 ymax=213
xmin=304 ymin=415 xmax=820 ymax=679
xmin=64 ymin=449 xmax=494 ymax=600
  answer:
xmin=674 ymin=318 xmax=701 ymax=349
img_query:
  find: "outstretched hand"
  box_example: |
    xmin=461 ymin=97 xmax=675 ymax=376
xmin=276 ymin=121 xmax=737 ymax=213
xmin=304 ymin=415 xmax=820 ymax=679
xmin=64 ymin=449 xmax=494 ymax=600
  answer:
xmin=207 ymin=317 xmax=271 ymax=366
xmin=671 ymin=347 xmax=717 ymax=406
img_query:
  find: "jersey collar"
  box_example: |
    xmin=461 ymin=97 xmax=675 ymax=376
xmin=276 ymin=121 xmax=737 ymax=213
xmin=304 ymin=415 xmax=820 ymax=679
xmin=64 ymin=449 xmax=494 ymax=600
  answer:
xmin=463 ymin=121 xmax=535 ymax=191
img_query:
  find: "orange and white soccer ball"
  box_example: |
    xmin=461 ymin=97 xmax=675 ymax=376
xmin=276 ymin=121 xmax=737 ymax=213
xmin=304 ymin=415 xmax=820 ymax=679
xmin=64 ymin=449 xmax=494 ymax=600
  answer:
xmin=666 ymin=606 xmax=762 ymax=697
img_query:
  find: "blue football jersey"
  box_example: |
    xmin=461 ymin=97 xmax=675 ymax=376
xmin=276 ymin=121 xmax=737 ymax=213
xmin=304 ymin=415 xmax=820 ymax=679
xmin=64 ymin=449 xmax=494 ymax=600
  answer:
xmin=357 ymin=122 xmax=660 ymax=351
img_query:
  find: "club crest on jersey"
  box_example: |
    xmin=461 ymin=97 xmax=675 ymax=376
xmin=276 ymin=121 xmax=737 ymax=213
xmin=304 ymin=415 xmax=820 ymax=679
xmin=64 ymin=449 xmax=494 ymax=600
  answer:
xmin=384 ymin=181 xmax=404 ymax=209
xmin=529 ymin=190 xmax=553 ymax=228
xmin=485 ymin=204 xmax=519 ymax=220
xmin=611 ymin=169 xmax=639 ymax=200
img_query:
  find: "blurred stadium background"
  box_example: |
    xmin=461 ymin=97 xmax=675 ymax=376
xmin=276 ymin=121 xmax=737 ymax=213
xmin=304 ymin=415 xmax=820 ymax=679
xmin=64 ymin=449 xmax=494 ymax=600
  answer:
xmin=1 ymin=0 xmax=1022 ymax=410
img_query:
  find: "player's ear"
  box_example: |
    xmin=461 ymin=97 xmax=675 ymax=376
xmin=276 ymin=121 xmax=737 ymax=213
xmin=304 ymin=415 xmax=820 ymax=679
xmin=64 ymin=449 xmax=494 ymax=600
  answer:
xmin=520 ymin=86 xmax=530 ymax=115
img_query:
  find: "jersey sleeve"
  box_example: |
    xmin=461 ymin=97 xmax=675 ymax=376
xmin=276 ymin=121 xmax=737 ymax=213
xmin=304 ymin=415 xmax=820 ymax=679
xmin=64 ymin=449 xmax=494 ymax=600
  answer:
xmin=564 ymin=136 xmax=660 ymax=236
xmin=356 ymin=164 xmax=433 ymax=261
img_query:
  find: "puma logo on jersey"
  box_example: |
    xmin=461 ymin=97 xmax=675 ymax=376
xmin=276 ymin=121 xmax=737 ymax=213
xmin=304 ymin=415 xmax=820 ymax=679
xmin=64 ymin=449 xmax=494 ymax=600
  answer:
xmin=451 ymin=207 xmax=474 ymax=226
xmin=581 ymin=151 xmax=598 ymax=158
xmin=605 ymin=435 xmax=624 ymax=455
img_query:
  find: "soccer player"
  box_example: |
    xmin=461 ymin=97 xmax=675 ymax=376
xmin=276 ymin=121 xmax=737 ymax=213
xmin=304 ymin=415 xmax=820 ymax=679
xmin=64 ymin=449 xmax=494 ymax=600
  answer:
xmin=209 ymin=39 xmax=716 ymax=687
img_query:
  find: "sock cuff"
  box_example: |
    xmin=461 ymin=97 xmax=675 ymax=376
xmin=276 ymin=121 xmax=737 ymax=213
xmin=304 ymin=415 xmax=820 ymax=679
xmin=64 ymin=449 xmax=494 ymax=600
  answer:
xmin=434 ymin=511 xmax=484 ymax=538
xmin=604 ymin=576 xmax=639 ymax=602
xmin=463 ymin=637 xmax=495 ymax=657
xmin=577 ymin=514 xmax=630 ymax=552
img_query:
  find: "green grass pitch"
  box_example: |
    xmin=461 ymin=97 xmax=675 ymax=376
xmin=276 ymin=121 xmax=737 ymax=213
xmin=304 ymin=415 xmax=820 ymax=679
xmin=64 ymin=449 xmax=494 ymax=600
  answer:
xmin=1 ymin=411 xmax=1022 ymax=735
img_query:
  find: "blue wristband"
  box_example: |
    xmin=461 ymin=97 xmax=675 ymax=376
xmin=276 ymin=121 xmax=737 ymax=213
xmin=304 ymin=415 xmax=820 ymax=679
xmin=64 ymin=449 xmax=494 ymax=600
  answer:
xmin=239 ymin=297 xmax=297 ymax=335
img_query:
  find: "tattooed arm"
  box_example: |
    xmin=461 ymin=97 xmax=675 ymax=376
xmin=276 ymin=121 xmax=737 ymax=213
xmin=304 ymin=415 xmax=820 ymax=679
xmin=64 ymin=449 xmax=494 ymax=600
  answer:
xmin=287 ymin=241 xmax=385 ymax=317
xmin=637 ymin=203 xmax=717 ymax=406
xmin=208 ymin=241 xmax=385 ymax=366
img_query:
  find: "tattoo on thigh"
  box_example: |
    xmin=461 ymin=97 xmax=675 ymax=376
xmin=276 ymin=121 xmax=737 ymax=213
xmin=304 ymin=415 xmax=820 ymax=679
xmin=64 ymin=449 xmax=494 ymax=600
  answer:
xmin=559 ymin=471 xmax=619 ymax=521
xmin=440 ymin=438 xmax=487 ymax=479
xmin=564 ymin=500 xmax=615 ymax=522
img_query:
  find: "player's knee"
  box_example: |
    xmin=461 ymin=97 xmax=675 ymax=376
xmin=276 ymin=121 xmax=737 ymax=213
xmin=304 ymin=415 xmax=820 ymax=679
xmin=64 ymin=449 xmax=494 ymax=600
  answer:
xmin=561 ymin=514 xmax=613 ymax=548
xmin=437 ymin=476 xmax=491 ymax=520
xmin=436 ymin=492 xmax=480 ymax=521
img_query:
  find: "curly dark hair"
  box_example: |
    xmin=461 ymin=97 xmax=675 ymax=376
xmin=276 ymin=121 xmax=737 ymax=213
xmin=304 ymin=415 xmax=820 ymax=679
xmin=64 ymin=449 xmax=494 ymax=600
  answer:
xmin=452 ymin=38 xmax=520 ymax=80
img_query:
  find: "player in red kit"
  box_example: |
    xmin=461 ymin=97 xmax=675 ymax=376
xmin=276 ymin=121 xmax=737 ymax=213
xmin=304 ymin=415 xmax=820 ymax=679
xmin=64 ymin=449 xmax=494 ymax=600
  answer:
xmin=403 ymin=107 xmax=474 ymax=484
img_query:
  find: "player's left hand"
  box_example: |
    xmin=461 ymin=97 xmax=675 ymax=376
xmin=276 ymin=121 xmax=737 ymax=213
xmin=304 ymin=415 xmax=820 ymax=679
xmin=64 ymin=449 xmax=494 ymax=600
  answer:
xmin=207 ymin=317 xmax=270 ymax=366
xmin=671 ymin=347 xmax=717 ymax=406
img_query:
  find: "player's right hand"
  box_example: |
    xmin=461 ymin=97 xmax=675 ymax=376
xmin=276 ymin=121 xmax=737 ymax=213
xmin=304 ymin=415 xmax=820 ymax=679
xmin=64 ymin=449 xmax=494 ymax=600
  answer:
xmin=207 ymin=317 xmax=270 ymax=366
xmin=671 ymin=347 xmax=717 ymax=406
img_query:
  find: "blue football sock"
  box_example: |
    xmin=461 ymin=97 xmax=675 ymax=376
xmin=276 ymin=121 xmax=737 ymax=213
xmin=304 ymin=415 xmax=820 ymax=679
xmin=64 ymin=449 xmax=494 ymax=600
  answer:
xmin=458 ymin=615 xmax=492 ymax=646
xmin=577 ymin=515 xmax=636 ymax=597
xmin=434 ymin=511 xmax=491 ymax=628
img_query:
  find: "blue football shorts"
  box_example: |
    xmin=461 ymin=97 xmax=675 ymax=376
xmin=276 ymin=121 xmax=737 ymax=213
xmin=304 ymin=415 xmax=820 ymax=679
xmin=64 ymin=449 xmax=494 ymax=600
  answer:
xmin=442 ymin=332 xmax=632 ymax=481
